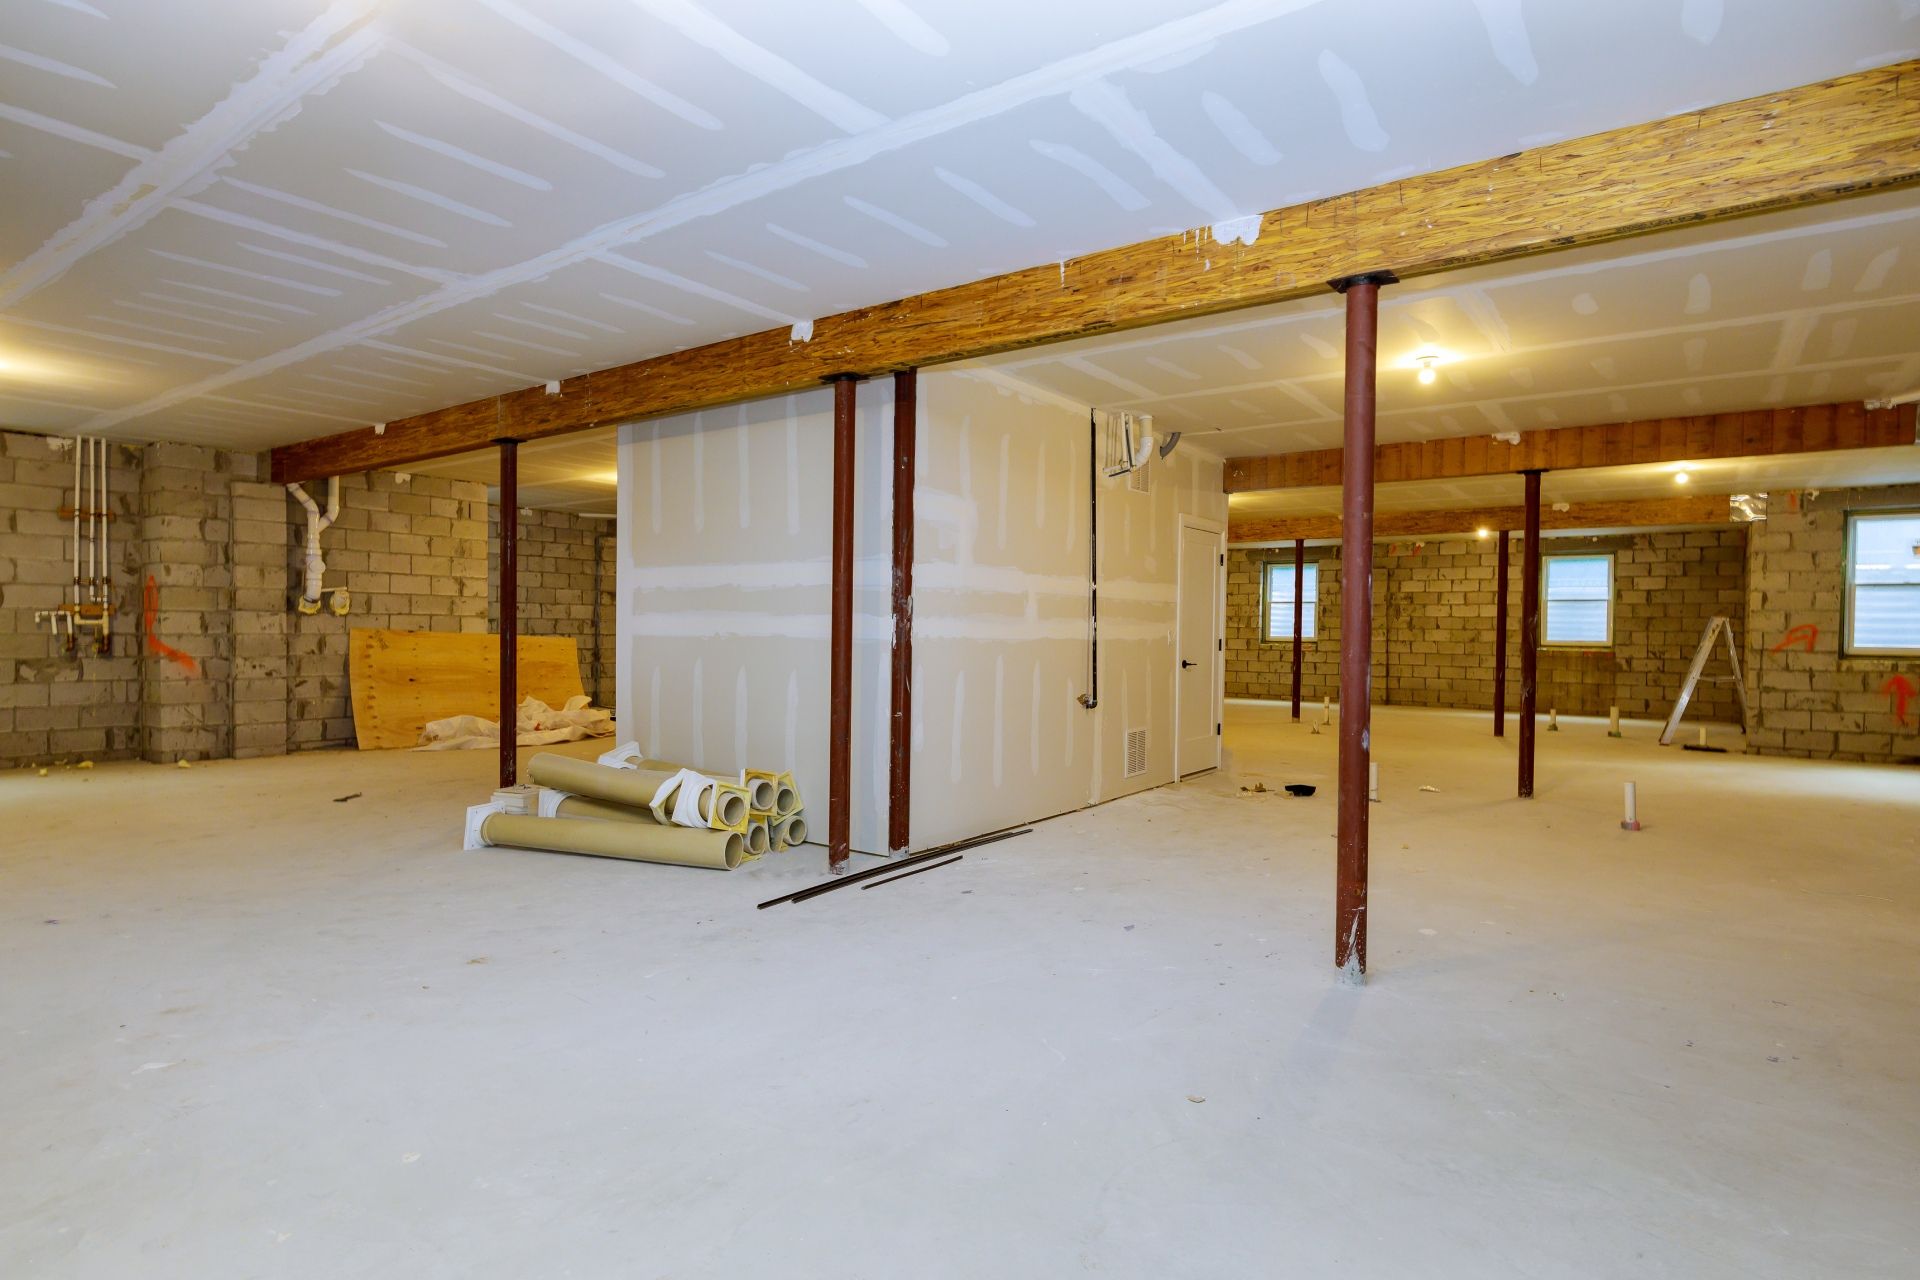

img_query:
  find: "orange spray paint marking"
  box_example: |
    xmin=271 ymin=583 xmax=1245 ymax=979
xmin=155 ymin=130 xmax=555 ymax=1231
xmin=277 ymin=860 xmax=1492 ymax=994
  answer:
xmin=1883 ymin=674 xmax=1915 ymax=727
xmin=1770 ymin=623 xmax=1818 ymax=653
xmin=143 ymin=575 xmax=199 ymax=676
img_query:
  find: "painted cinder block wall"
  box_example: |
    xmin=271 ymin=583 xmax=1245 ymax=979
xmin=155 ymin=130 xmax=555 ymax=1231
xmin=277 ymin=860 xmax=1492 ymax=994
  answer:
xmin=1743 ymin=483 xmax=1920 ymax=764
xmin=0 ymin=428 xmax=609 ymax=767
xmin=1226 ymin=527 xmax=1749 ymax=722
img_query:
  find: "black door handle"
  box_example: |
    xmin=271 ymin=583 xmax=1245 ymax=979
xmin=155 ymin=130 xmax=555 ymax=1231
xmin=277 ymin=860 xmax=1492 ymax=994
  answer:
xmin=1181 ymin=659 xmax=1197 ymax=669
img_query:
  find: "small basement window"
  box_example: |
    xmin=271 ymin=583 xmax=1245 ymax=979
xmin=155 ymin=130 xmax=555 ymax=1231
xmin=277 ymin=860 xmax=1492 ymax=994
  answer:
xmin=1265 ymin=561 xmax=1318 ymax=642
xmin=1845 ymin=510 xmax=1920 ymax=655
xmin=1542 ymin=553 xmax=1613 ymax=646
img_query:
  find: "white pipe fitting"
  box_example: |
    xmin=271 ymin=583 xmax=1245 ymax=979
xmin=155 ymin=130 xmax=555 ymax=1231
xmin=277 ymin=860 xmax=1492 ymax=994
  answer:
xmin=287 ymin=476 xmax=341 ymax=614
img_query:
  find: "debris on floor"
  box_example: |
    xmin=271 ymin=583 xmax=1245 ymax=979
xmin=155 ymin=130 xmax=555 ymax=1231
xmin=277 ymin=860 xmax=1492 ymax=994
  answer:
xmin=334 ymin=792 xmax=362 ymax=803
xmin=1284 ymin=784 xmax=1316 ymax=797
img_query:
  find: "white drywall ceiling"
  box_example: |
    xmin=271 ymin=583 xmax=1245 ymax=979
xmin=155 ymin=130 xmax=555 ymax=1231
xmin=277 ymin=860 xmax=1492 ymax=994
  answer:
xmin=1 ymin=0 xmax=1916 ymax=453
xmin=974 ymin=187 xmax=1920 ymax=459
xmin=1225 ymin=445 xmax=1920 ymax=522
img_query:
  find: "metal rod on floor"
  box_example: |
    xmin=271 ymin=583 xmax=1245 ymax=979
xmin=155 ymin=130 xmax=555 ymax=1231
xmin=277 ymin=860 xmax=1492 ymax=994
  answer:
xmin=758 ymin=826 xmax=1030 ymax=909
xmin=1331 ymin=271 xmax=1393 ymax=979
xmin=1493 ymin=528 xmax=1510 ymax=737
xmin=1290 ymin=537 xmax=1304 ymax=720
xmin=1519 ymin=470 xmax=1543 ymax=797
xmin=889 ymin=368 xmax=917 ymax=857
xmin=827 ymin=373 xmax=864 ymax=874
xmin=497 ymin=437 xmax=519 ymax=789
xmin=859 ymin=854 xmax=962 ymax=890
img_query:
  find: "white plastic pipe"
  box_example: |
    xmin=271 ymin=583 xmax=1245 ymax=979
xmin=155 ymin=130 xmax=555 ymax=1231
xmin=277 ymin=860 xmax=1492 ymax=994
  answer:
xmin=1548 ymin=707 xmax=1559 ymax=731
xmin=1609 ymin=706 xmax=1621 ymax=737
xmin=95 ymin=437 xmax=106 ymax=605
xmin=1622 ymin=782 xmax=1641 ymax=831
xmin=287 ymin=476 xmax=341 ymax=606
xmin=1368 ymin=761 xmax=1379 ymax=803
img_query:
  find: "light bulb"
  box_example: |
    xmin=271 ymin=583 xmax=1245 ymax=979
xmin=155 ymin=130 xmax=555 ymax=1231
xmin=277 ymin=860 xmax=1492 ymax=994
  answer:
xmin=1418 ymin=365 xmax=1437 ymax=385
xmin=1674 ymin=469 xmax=1691 ymax=485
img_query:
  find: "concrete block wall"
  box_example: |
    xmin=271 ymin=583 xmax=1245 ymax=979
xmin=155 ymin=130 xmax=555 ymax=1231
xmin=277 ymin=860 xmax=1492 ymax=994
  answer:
xmin=1 ymin=427 xmax=611 ymax=767
xmin=1743 ymin=484 xmax=1920 ymax=763
xmin=487 ymin=509 xmax=617 ymax=709
xmin=0 ymin=433 xmax=145 ymax=763
xmin=283 ymin=471 xmax=491 ymax=752
xmin=1227 ymin=527 xmax=1748 ymax=721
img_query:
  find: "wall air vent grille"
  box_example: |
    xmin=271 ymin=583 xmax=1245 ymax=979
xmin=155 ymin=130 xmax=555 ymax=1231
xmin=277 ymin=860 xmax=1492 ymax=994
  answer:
xmin=1124 ymin=728 xmax=1148 ymax=778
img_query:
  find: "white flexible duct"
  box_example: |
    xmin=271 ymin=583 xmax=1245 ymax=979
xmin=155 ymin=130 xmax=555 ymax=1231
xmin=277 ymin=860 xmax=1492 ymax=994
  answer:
xmin=286 ymin=476 xmax=341 ymax=610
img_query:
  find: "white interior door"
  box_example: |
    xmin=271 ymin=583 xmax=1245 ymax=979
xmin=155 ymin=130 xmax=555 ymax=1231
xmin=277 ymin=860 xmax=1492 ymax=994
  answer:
xmin=1176 ymin=522 xmax=1221 ymax=776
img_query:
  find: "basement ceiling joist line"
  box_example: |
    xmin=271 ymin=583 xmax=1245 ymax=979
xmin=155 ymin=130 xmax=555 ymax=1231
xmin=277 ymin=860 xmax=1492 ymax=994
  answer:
xmin=1229 ymin=494 xmax=1732 ymax=544
xmin=1223 ymin=401 xmax=1919 ymax=492
xmin=271 ymin=59 xmax=1920 ymax=483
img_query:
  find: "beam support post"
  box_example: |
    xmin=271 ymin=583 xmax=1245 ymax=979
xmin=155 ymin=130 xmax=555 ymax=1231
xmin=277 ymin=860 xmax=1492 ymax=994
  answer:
xmin=888 ymin=369 xmax=917 ymax=858
xmin=1290 ymin=537 xmax=1304 ymax=721
xmin=1493 ymin=530 xmax=1510 ymax=737
xmin=497 ymin=437 xmax=519 ymax=790
xmin=1519 ymin=470 xmax=1544 ymax=797
xmin=828 ymin=374 xmax=864 ymax=873
xmin=1332 ymin=271 xmax=1393 ymax=980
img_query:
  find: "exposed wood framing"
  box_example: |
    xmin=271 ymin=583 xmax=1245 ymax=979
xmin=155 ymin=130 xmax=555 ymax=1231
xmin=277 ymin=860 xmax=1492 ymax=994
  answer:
xmin=1228 ymin=494 xmax=1730 ymax=544
xmin=271 ymin=60 xmax=1920 ymax=484
xmin=1223 ymin=403 xmax=1917 ymax=493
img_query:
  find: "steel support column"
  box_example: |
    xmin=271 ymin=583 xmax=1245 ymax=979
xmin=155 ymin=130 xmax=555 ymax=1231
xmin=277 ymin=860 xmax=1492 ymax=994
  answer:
xmin=497 ymin=437 xmax=519 ymax=789
xmin=1290 ymin=537 xmax=1304 ymax=720
xmin=888 ymin=369 xmax=917 ymax=857
xmin=1331 ymin=271 xmax=1393 ymax=978
xmin=828 ymin=374 xmax=863 ymax=873
xmin=1493 ymin=530 xmax=1510 ymax=737
xmin=1519 ymin=470 xmax=1543 ymax=797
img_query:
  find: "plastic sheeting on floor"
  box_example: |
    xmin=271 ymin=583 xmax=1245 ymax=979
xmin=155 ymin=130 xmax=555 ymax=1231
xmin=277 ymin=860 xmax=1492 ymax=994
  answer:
xmin=413 ymin=696 xmax=614 ymax=750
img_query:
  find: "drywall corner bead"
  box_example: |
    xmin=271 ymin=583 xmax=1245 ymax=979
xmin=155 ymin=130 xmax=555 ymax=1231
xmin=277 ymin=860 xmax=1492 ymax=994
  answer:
xmin=790 ymin=319 xmax=814 ymax=343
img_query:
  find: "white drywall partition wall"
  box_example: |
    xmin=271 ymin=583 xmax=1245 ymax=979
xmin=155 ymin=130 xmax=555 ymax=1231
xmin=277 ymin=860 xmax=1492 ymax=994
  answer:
xmin=616 ymin=386 xmax=894 ymax=854
xmin=908 ymin=372 xmax=1094 ymax=847
xmin=615 ymin=368 xmax=1226 ymax=856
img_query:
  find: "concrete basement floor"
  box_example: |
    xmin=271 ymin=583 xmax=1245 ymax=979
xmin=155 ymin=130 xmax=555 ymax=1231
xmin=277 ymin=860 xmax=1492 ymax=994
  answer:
xmin=2 ymin=706 xmax=1916 ymax=1279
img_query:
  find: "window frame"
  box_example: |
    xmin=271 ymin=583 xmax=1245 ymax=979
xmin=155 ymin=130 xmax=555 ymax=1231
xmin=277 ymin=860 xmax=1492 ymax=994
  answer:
xmin=1843 ymin=507 xmax=1920 ymax=657
xmin=1540 ymin=552 xmax=1615 ymax=648
xmin=1262 ymin=559 xmax=1319 ymax=644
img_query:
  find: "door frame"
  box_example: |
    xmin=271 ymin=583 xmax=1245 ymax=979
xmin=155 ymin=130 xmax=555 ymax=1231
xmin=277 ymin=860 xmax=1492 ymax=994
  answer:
xmin=1173 ymin=512 xmax=1227 ymax=778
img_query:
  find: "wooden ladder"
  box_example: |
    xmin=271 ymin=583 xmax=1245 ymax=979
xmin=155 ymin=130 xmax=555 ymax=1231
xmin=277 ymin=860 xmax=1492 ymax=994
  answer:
xmin=1659 ymin=615 xmax=1752 ymax=745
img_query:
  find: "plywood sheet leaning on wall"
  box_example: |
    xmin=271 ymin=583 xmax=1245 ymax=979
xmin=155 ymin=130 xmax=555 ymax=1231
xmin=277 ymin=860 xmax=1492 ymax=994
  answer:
xmin=348 ymin=628 xmax=586 ymax=750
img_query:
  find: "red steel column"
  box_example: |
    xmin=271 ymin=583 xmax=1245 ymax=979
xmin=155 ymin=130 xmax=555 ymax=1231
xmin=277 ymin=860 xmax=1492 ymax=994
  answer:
xmin=1290 ymin=537 xmax=1304 ymax=720
xmin=497 ymin=437 xmax=519 ymax=789
xmin=1332 ymin=271 xmax=1393 ymax=978
xmin=888 ymin=369 xmax=917 ymax=857
xmin=1519 ymin=470 xmax=1543 ymax=797
xmin=1493 ymin=529 xmax=1510 ymax=737
xmin=828 ymin=374 xmax=863 ymax=872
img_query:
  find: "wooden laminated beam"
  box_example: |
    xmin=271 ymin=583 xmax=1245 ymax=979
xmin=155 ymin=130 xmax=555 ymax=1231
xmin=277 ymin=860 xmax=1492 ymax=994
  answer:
xmin=1228 ymin=494 xmax=1730 ymax=544
xmin=1223 ymin=402 xmax=1917 ymax=493
xmin=270 ymin=59 xmax=1920 ymax=483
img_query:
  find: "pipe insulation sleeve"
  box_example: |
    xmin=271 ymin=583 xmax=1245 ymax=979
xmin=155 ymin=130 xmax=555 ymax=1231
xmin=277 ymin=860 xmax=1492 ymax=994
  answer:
xmin=480 ymin=813 xmax=743 ymax=870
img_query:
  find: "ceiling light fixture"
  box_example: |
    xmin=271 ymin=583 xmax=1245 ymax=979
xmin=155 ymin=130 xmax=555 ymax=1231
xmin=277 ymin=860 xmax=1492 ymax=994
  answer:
xmin=1674 ymin=468 xmax=1692 ymax=485
xmin=1415 ymin=355 xmax=1438 ymax=385
xmin=1476 ymin=527 xmax=1490 ymax=539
